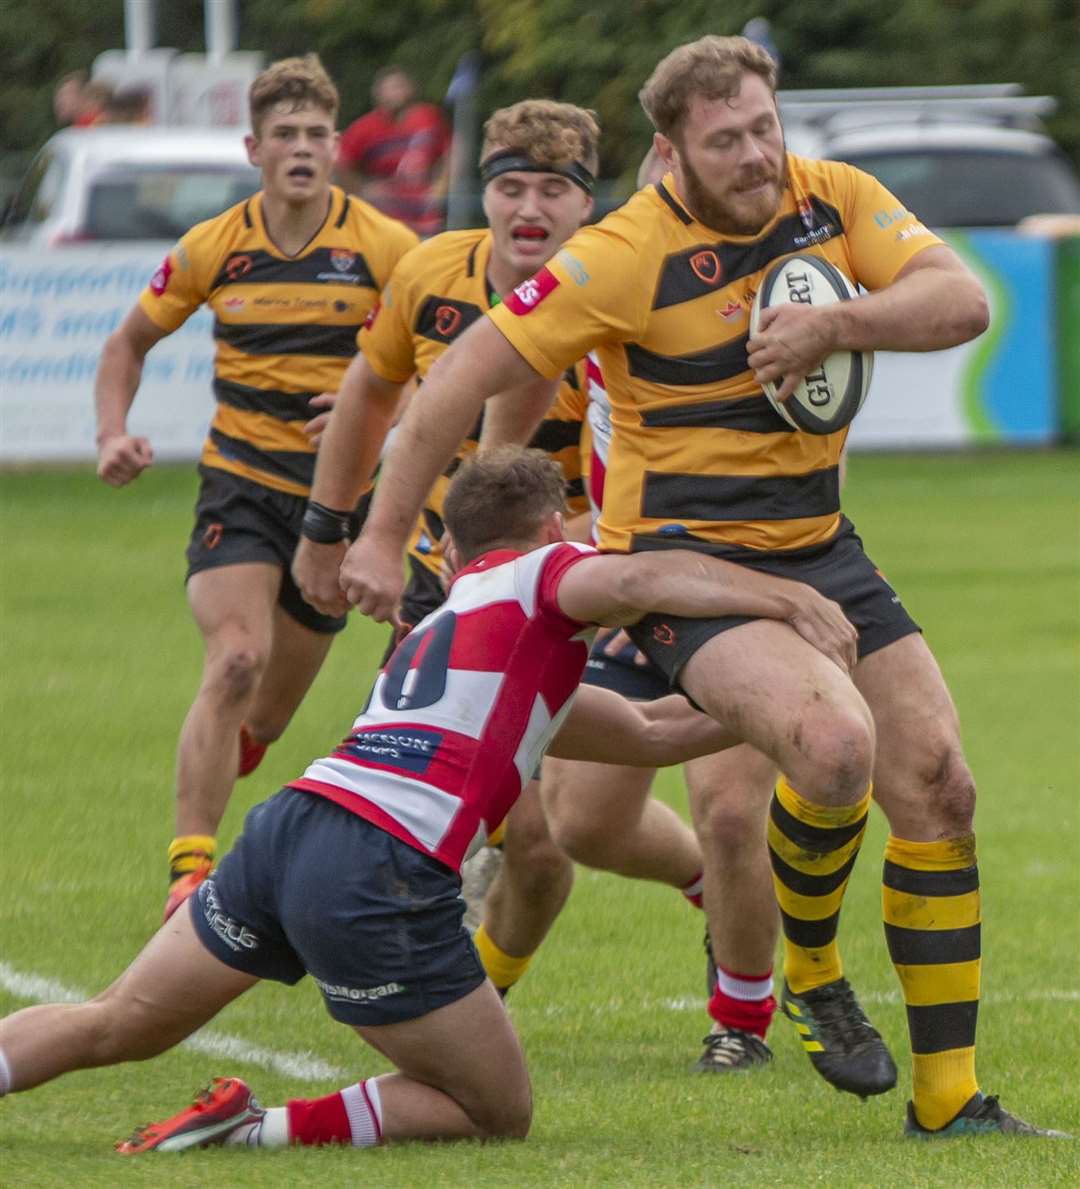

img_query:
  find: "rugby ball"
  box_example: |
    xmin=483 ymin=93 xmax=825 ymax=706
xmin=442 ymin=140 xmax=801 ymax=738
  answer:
xmin=749 ymin=254 xmax=873 ymax=434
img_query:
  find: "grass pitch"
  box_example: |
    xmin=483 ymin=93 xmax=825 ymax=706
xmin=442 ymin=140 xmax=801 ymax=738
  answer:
xmin=1 ymin=451 xmax=1078 ymax=1187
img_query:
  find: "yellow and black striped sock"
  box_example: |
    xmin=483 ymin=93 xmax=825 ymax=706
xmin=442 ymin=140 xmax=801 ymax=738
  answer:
xmin=768 ymin=777 xmax=871 ymax=994
xmin=167 ymin=834 xmax=216 ymax=887
xmin=883 ymin=834 xmax=980 ymax=1131
xmin=474 ymin=923 xmax=533 ymax=993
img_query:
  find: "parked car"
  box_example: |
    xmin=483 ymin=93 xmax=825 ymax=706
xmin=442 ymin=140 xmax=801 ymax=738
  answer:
xmin=779 ymin=85 xmax=1080 ymax=228
xmin=0 ymin=126 xmax=260 ymax=246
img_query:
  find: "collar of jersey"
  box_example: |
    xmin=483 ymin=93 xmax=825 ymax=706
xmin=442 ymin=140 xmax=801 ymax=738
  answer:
xmin=451 ymin=548 xmax=523 ymax=585
xmin=249 ymin=185 xmax=343 ymax=258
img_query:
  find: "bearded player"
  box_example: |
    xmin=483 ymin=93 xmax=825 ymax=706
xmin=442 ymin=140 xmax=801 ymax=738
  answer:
xmin=338 ymin=36 xmax=1066 ymax=1138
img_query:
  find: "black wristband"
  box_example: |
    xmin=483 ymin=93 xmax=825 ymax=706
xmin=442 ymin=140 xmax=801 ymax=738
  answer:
xmin=301 ymin=500 xmax=352 ymax=544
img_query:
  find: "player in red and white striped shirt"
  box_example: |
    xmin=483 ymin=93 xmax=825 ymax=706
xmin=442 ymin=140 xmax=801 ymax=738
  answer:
xmin=0 ymin=448 xmax=856 ymax=1153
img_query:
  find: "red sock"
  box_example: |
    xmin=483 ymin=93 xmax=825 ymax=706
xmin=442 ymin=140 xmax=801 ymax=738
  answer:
xmin=287 ymin=1079 xmax=383 ymax=1147
xmin=707 ymin=965 xmax=776 ymax=1039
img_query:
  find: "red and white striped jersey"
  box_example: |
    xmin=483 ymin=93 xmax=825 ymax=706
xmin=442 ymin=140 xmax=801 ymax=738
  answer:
xmin=290 ymin=542 xmax=597 ymax=870
xmin=584 ymin=352 xmax=610 ymax=543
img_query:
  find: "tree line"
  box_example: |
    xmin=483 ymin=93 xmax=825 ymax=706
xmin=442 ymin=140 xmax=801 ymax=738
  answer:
xmin=6 ymin=0 xmax=1078 ymax=189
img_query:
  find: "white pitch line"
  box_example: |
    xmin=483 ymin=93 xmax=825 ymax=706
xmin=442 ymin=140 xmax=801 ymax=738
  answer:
xmin=0 ymin=961 xmax=348 ymax=1083
xmin=534 ymin=988 xmax=1080 ymax=1017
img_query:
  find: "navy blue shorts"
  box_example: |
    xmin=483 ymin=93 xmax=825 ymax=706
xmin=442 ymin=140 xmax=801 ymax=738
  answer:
xmin=581 ymin=637 xmax=670 ymax=702
xmin=190 ymin=788 xmax=486 ymax=1026
xmin=628 ymin=516 xmax=920 ymax=690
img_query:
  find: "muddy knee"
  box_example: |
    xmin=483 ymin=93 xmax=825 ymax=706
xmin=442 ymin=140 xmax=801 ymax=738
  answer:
xmin=206 ymin=644 xmax=266 ymax=705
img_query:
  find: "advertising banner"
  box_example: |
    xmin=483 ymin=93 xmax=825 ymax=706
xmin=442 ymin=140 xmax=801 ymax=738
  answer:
xmin=0 ymin=232 xmax=1063 ymax=463
xmin=0 ymin=247 xmax=214 ymax=462
xmin=848 ymin=231 xmax=1057 ymax=449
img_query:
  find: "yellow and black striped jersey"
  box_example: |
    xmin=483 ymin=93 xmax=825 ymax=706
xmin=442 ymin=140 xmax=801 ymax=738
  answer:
xmin=488 ymin=156 xmax=943 ymax=554
xmin=138 ymin=186 xmax=418 ymax=496
xmin=359 ymin=227 xmax=589 ymax=577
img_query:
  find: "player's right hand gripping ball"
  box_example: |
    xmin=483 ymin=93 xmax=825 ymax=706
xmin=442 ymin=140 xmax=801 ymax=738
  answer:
xmin=750 ymin=254 xmax=874 ymax=434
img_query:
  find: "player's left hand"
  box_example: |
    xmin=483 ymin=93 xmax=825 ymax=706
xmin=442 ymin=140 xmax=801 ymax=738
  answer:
xmin=747 ymin=304 xmax=837 ymax=404
xmin=303 ymin=392 xmax=337 ymax=445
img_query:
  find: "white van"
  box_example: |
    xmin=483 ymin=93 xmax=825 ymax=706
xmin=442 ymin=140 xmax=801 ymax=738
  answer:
xmin=0 ymin=126 xmax=260 ymax=247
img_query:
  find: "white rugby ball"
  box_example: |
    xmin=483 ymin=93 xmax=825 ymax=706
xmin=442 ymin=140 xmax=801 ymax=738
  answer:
xmin=750 ymin=254 xmax=873 ymax=435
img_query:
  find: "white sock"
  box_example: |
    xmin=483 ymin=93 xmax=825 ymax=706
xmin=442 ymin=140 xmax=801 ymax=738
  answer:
xmin=340 ymin=1076 xmax=385 ymax=1147
xmin=221 ymin=1106 xmax=289 ymax=1148
xmin=0 ymin=1045 xmax=11 ymax=1096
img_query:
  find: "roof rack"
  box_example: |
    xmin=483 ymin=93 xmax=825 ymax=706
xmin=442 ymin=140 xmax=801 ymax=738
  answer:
xmin=777 ymin=85 xmax=1057 ymax=133
xmin=779 ymin=84 xmax=1026 ymax=104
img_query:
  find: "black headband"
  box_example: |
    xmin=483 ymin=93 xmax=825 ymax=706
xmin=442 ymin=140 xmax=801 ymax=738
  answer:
xmin=480 ymin=149 xmax=595 ymax=194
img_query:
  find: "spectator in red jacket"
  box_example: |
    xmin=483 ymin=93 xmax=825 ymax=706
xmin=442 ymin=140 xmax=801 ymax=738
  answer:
xmin=337 ymin=66 xmax=451 ymax=236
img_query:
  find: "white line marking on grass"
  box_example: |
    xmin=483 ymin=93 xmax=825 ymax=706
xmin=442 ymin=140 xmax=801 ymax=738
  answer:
xmin=655 ymin=989 xmax=1080 ymax=1013
xmin=0 ymin=961 xmax=347 ymax=1082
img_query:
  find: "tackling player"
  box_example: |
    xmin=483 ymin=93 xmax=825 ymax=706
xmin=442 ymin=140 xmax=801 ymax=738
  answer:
xmin=0 ymin=447 xmax=863 ymax=1152
xmin=92 ymin=56 xmax=417 ymax=921
xmin=337 ymin=37 xmax=1064 ymax=1137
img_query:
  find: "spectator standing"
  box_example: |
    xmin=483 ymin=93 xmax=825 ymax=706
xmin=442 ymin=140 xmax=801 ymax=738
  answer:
xmin=337 ymin=66 xmax=451 ymax=236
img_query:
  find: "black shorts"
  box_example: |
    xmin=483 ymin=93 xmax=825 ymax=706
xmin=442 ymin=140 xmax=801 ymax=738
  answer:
xmin=190 ymin=788 xmax=486 ymax=1026
xmin=186 ymin=466 xmax=370 ymax=635
xmin=628 ymin=516 xmax=920 ymax=690
xmin=581 ymin=637 xmax=671 ymax=702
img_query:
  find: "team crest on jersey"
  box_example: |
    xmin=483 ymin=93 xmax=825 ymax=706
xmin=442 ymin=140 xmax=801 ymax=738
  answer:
xmin=435 ymin=304 xmax=462 ymax=337
xmin=505 ymin=267 xmax=559 ymax=315
xmin=149 ymin=255 xmax=172 ymax=296
xmin=331 ymin=249 xmax=357 ymax=272
xmin=225 ymin=253 xmax=253 ymax=281
xmin=797 ymin=196 xmax=815 ymax=231
xmin=689 ymin=250 xmax=721 ymax=286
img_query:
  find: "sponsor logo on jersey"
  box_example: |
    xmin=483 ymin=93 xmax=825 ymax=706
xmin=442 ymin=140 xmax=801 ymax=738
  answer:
xmin=716 ymin=299 xmax=744 ymax=321
xmin=203 ymin=522 xmax=224 ymax=550
xmin=896 ymin=224 xmax=931 ymax=242
xmin=314 ymin=977 xmax=407 ymax=1003
xmin=873 ymin=207 xmax=911 ymax=229
xmin=330 ymin=249 xmax=357 ymax=272
xmin=435 ymin=304 xmax=462 ymax=337
xmin=793 ymin=223 xmax=836 ymax=248
xmin=689 ymin=249 xmax=721 ymax=285
xmin=556 ymin=249 xmax=590 ymax=286
xmin=225 ymin=253 xmax=253 ymax=281
xmin=149 ymin=256 xmax=173 ymax=296
xmin=343 ymin=726 xmax=443 ymax=774
xmin=316 ymin=270 xmax=364 ymax=285
xmin=223 ymin=296 xmax=245 ymax=310
xmin=505 ymin=266 xmax=559 ymax=315
xmin=200 ymin=880 xmax=259 ymax=952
